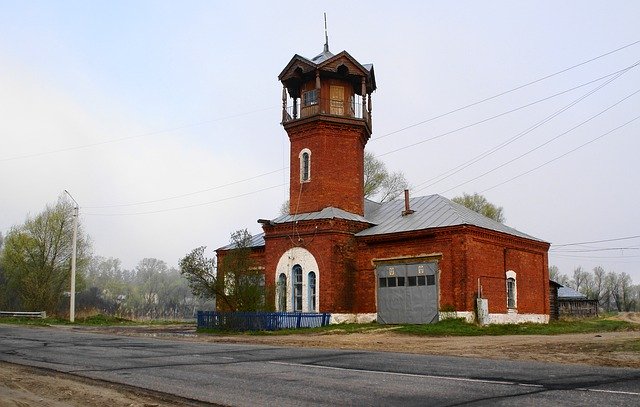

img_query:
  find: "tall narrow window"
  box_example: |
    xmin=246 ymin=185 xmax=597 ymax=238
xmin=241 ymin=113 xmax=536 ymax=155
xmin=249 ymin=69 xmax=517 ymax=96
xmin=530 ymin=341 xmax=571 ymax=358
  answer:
xmin=506 ymin=270 xmax=517 ymax=309
xmin=308 ymin=271 xmax=316 ymax=312
xmin=277 ymin=273 xmax=287 ymax=312
xmin=293 ymin=265 xmax=303 ymax=312
xmin=299 ymin=149 xmax=311 ymax=182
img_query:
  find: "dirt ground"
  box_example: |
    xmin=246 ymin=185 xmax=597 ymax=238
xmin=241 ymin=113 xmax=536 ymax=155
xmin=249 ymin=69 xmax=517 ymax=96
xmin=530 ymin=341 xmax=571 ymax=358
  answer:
xmin=2 ymin=313 xmax=639 ymax=406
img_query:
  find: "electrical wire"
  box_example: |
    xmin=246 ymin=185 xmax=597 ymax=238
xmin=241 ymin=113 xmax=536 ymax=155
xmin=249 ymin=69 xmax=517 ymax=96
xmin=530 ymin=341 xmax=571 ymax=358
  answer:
xmin=64 ymin=42 xmax=640 ymax=215
xmin=436 ymin=85 xmax=640 ymax=194
xmin=412 ymin=65 xmax=639 ymax=192
xmin=370 ymin=39 xmax=640 ymax=142
xmin=84 ymin=167 xmax=287 ymax=208
xmin=4 ymin=40 xmax=638 ymax=164
xmin=0 ymin=106 xmax=277 ymax=162
xmin=550 ymin=247 xmax=639 ymax=253
xmin=84 ymin=183 xmax=285 ymax=216
xmin=551 ymin=235 xmax=640 ymax=248
xmin=375 ymin=64 xmax=635 ymax=159
xmin=478 ymin=114 xmax=640 ymax=193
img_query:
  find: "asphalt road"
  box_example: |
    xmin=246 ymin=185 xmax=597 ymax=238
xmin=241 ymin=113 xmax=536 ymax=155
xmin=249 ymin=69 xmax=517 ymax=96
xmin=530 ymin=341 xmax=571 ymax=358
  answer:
xmin=1 ymin=325 xmax=639 ymax=406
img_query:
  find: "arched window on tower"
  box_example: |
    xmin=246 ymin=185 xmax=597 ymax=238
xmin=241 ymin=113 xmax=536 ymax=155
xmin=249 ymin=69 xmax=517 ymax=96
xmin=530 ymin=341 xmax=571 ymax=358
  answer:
xmin=299 ymin=149 xmax=311 ymax=182
xmin=308 ymin=271 xmax=316 ymax=312
xmin=293 ymin=265 xmax=303 ymax=312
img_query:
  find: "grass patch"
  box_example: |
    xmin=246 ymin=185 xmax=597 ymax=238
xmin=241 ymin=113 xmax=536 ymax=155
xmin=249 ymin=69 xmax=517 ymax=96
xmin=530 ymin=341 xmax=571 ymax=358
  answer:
xmin=396 ymin=317 xmax=640 ymax=336
xmin=196 ymin=323 xmax=385 ymax=336
xmin=196 ymin=317 xmax=639 ymax=337
xmin=0 ymin=313 xmax=190 ymax=327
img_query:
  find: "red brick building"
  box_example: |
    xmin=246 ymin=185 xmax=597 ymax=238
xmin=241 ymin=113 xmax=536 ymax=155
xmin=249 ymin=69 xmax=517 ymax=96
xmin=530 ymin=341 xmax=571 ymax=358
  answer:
xmin=217 ymin=43 xmax=550 ymax=324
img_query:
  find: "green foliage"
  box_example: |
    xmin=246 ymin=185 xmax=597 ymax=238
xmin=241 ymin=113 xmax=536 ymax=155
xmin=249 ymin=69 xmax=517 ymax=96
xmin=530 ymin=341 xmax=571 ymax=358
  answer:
xmin=396 ymin=317 xmax=639 ymax=336
xmin=179 ymin=246 xmax=220 ymax=300
xmin=363 ymin=151 xmax=409 ymax=203
xmin=180 ymin=229 xmax=271 ymax=312
xmin=451 ymin=192 xmax=505 ymax=223
xmin=0 ymin=195 xmax=91 ymax=314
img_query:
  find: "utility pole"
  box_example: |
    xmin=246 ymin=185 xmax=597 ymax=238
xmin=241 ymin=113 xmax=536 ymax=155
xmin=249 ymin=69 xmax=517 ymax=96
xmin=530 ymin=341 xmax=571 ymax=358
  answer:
xmin=64 ymin=190 xmax=79 ymax=323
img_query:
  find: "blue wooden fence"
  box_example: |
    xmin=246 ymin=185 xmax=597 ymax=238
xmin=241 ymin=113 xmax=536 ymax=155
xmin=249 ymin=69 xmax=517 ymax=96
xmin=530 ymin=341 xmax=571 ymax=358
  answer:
xmin=197 ymin=311 xmax=331 ymax=331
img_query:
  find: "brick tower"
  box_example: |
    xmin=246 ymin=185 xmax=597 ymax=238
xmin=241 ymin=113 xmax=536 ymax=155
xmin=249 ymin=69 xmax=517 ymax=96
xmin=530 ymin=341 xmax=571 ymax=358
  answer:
xmin=278 ymin=41 xmax=376 ymax=216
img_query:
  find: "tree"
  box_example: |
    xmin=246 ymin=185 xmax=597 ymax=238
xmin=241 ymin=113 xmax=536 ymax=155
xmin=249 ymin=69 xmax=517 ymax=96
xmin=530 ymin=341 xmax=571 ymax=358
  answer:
xmin=364 ymin=151 xmax=409 ymax=203
xmin=549 ymin=265 xmax=569 ymax=285
xmin=0 ymin=195 xmax=91 ymax=313
xmin=179 ymin=246 xmax=218 ymax=301
xmin=451 ymin=192 xmax=505 ymax=223
xmin=179 ymin=229 xmax=269 ymax=312
xmin=135 ymin=258 xmax=169 ymax=317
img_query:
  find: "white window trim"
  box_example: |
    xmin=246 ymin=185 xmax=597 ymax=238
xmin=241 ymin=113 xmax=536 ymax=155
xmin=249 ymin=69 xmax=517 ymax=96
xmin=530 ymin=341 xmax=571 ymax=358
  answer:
xmin=299 ymin=148 xmax=311 ymax=183
xmin=275 ymin=247 xmax=319 ymax=312
xmin=506 ymin=270 xmax=517 ymax=310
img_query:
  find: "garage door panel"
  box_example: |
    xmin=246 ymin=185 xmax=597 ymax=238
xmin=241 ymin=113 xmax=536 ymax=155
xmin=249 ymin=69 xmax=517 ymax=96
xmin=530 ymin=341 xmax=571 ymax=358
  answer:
xmin=377 ymin=262 xmax=439 ymax=324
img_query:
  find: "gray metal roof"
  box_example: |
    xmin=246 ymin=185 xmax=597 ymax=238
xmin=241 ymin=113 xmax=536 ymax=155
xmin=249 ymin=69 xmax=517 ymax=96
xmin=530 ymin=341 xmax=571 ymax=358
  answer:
xmin=557 ymin=286 xmax=588 ymax=299
xmin=272 ymin=206 xmax=370 ymax=224
xmin=310 ymin=49 xmax=334 ymax=64
xmin=356 ymin=194 xmax=544 ymax=242
xmin=219 ymin=233 xmax=265 ymax=250
xmin=226 ymin=194 xmax=544 ymax=250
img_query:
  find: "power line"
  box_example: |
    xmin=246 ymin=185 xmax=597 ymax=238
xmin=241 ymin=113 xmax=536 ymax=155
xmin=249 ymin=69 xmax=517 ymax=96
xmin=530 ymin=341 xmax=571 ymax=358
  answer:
xmin=370 ymin=39 xmax=640 ymax=142
xmin=551 ymin=235 xmax=640 ymax=248
xmin=57 ymin=42 xmax=640 ymax=213
xmin=84 ymin=184 xmax=285 ymax=216
xmin=0 ymin=106 xmax=277 ymax=162
xmin=479 ymin=114 xmax=640 ymax=193
xmin=84 ymin=167 xmax=287 ymax=209
xmin=81 ymin=80 xmax=638 ymax=216
xmin=375 ymin=64 xmax=634 ymax=159
xmin=436 ymin=84 xmax=640 ymax=195
xmin=551 ymin=247 xmax=639 ymax=253
xmin=550 ymin=254 xmax=640 ymax=260
xmin=412 ymin=65 xmax=639 ymax=193
xmin=4 ymin=41 xmax=638 ymax=164
xmin=86 ymin=66 xmax=631 ymax=211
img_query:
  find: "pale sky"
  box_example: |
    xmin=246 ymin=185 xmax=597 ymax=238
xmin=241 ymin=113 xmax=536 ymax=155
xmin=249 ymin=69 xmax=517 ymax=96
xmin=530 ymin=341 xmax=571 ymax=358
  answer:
xmin=1 ymin=1 xmax=639 ymax=282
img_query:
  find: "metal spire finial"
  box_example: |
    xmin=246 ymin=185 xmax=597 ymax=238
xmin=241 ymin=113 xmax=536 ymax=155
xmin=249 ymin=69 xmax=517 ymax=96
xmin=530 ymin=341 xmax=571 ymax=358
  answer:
xmin=323 ymin=12 xmax=329 ymax=52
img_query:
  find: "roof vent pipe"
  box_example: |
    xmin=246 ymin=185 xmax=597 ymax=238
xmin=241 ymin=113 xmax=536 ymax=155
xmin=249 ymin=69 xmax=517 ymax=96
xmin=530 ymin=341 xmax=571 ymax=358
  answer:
xmin=402 ymin=189 xmax=415 ymax=216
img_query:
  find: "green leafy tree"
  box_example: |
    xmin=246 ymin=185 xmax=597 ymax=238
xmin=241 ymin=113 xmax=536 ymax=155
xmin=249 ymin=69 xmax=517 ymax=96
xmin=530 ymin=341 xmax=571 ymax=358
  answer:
xmin=364 ymin=151 xmax=409 ymax=203
xmin=179 ymin=229 xmax=270 ymax=312
xmin=451 ymin=192 xmax=506 ymax=223
xmin=0 ymin=195 xmax=91 ymax=313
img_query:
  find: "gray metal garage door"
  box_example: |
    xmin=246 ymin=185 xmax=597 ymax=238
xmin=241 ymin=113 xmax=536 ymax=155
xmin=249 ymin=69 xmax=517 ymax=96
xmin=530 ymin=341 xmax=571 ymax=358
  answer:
xmin=376 ymin=262 xmax=439 ymax=324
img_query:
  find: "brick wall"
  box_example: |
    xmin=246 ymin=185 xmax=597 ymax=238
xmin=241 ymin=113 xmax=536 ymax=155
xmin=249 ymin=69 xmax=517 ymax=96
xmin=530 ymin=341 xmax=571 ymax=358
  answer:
xmin=286 ymin=119 xmax=368 ymax=215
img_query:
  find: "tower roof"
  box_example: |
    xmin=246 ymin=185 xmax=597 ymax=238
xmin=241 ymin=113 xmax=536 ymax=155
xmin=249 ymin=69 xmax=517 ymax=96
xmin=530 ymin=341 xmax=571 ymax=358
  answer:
xmin=278 ymin=49 xmax=376 ymax=96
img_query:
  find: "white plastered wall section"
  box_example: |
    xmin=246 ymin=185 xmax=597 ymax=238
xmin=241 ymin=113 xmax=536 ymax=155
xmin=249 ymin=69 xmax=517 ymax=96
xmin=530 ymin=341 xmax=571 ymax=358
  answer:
xmin=331 ymin=312 xmax=549 ymax=324
xmin=440 ymin=311 xmax=549 ymax=324
xmin=275 ymin=247 xmax=319 ymax=312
